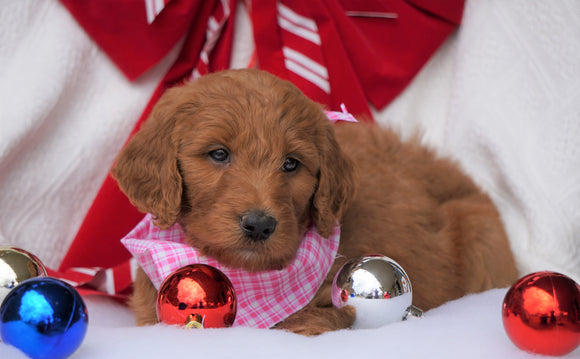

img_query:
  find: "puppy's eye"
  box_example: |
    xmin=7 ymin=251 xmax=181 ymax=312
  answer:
xmin=209 ymin=148 xmax=230 ymax=163
xmin=282 ymin=157 xmax=300 ymax=173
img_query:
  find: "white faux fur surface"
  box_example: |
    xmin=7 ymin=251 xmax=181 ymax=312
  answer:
xmin=3 ymin=289 xmax=560 ymax=359
xmin=0 ymin=0 xmax=579 ymax=358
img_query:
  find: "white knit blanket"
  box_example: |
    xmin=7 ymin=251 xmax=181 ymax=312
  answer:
xmin=0 ymin=1 xmax=579 ymax=357
xmin=374 ymin=1 xmax=580 ymax=284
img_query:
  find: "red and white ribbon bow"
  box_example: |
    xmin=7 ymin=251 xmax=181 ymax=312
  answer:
xmin=55 ymin=0 xmax=464 ymax=301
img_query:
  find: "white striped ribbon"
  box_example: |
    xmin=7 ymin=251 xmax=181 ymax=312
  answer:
xmin=277 ymin=2 xmax=330 ymax=95
xmin=144 ymin=0 xmax=170 ymax=24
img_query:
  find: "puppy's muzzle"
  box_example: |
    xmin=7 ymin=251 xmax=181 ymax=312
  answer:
xmin=240 ymin=210 xmax=277 ymax=242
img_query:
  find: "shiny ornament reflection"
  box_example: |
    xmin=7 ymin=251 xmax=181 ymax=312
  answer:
xmin=0 ymin=246 xmax=47 ymax=303
xmin=331 ymin=255 xmax=422 ymax=329
xmin=502 ymin=271 xmax=580 ymax=356
xmin=0 ymin=277 xmax=88 ymax=359
xmin=156 ymin=264 xmax=237 ymax=328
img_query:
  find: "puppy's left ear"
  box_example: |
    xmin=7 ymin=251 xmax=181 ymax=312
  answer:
xmin=312 ymin=123 xmax=357 ymax=238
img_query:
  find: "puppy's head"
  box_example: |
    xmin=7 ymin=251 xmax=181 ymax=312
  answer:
xmin=112 ymin=69 xmax=356 ymax=271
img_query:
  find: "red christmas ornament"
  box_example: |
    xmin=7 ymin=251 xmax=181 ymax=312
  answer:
xmin=502 ymin=271 xmax=580 ymax=356
xmin=156 ymin=264 xmax=237 ymax=328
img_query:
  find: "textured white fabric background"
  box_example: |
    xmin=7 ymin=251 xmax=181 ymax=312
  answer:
xmin=380 ymin=0 xmax=580 ymax=282
xmin=0 ymin=1 xmax=177 ymax=267
xmin=0 ymin=0 xmax=579 ymax=358
xmin=444 ymin=0 xmax=580 ymax=282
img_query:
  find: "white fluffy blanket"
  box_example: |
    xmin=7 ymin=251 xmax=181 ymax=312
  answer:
xmin=1 ymin=0 xmax=579 ymax=358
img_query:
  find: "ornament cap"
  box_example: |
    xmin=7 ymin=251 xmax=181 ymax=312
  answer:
xmin=403 ymin=305 xmax=423 ymax=320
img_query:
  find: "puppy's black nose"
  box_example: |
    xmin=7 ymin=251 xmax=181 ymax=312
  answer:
xmin=240 ymin=210 xmax=277 ymax=242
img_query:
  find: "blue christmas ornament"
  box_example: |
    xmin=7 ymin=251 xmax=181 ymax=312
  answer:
xmin=0 ymin=277 xmax=88 ymax=359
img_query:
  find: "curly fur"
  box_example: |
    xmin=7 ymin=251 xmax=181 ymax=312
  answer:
xmin=112 ymin=69 xmax=518 ymax=335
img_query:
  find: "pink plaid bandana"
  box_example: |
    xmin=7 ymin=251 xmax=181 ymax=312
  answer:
xmin=121 ymin=214 xmax=340 ymax=328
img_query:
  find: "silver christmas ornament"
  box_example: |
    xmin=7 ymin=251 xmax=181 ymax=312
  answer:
xmin=331 ymin=254 xmax=423 ymax=329
xmin=0 ymin=246 xmax=47 ymax=304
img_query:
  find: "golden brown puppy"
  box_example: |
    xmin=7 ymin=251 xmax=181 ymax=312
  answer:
xmin=112 ymin=69 xmax=518 ymax=335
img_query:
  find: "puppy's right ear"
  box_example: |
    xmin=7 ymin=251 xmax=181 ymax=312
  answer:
xmin=311 ymin=121 xmax=357 ymax=238
xmin=111 ymin=89 xmax=183 ymax=229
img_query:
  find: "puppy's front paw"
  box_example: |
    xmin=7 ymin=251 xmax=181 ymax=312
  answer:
xmin=129 ymin=268 xmax=161 ymax=326
xmin=275 ymin=305 xmax=355 ymax=336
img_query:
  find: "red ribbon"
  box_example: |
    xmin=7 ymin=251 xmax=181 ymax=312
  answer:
xmin=54 ymin=0 xmax=464 ymax=298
